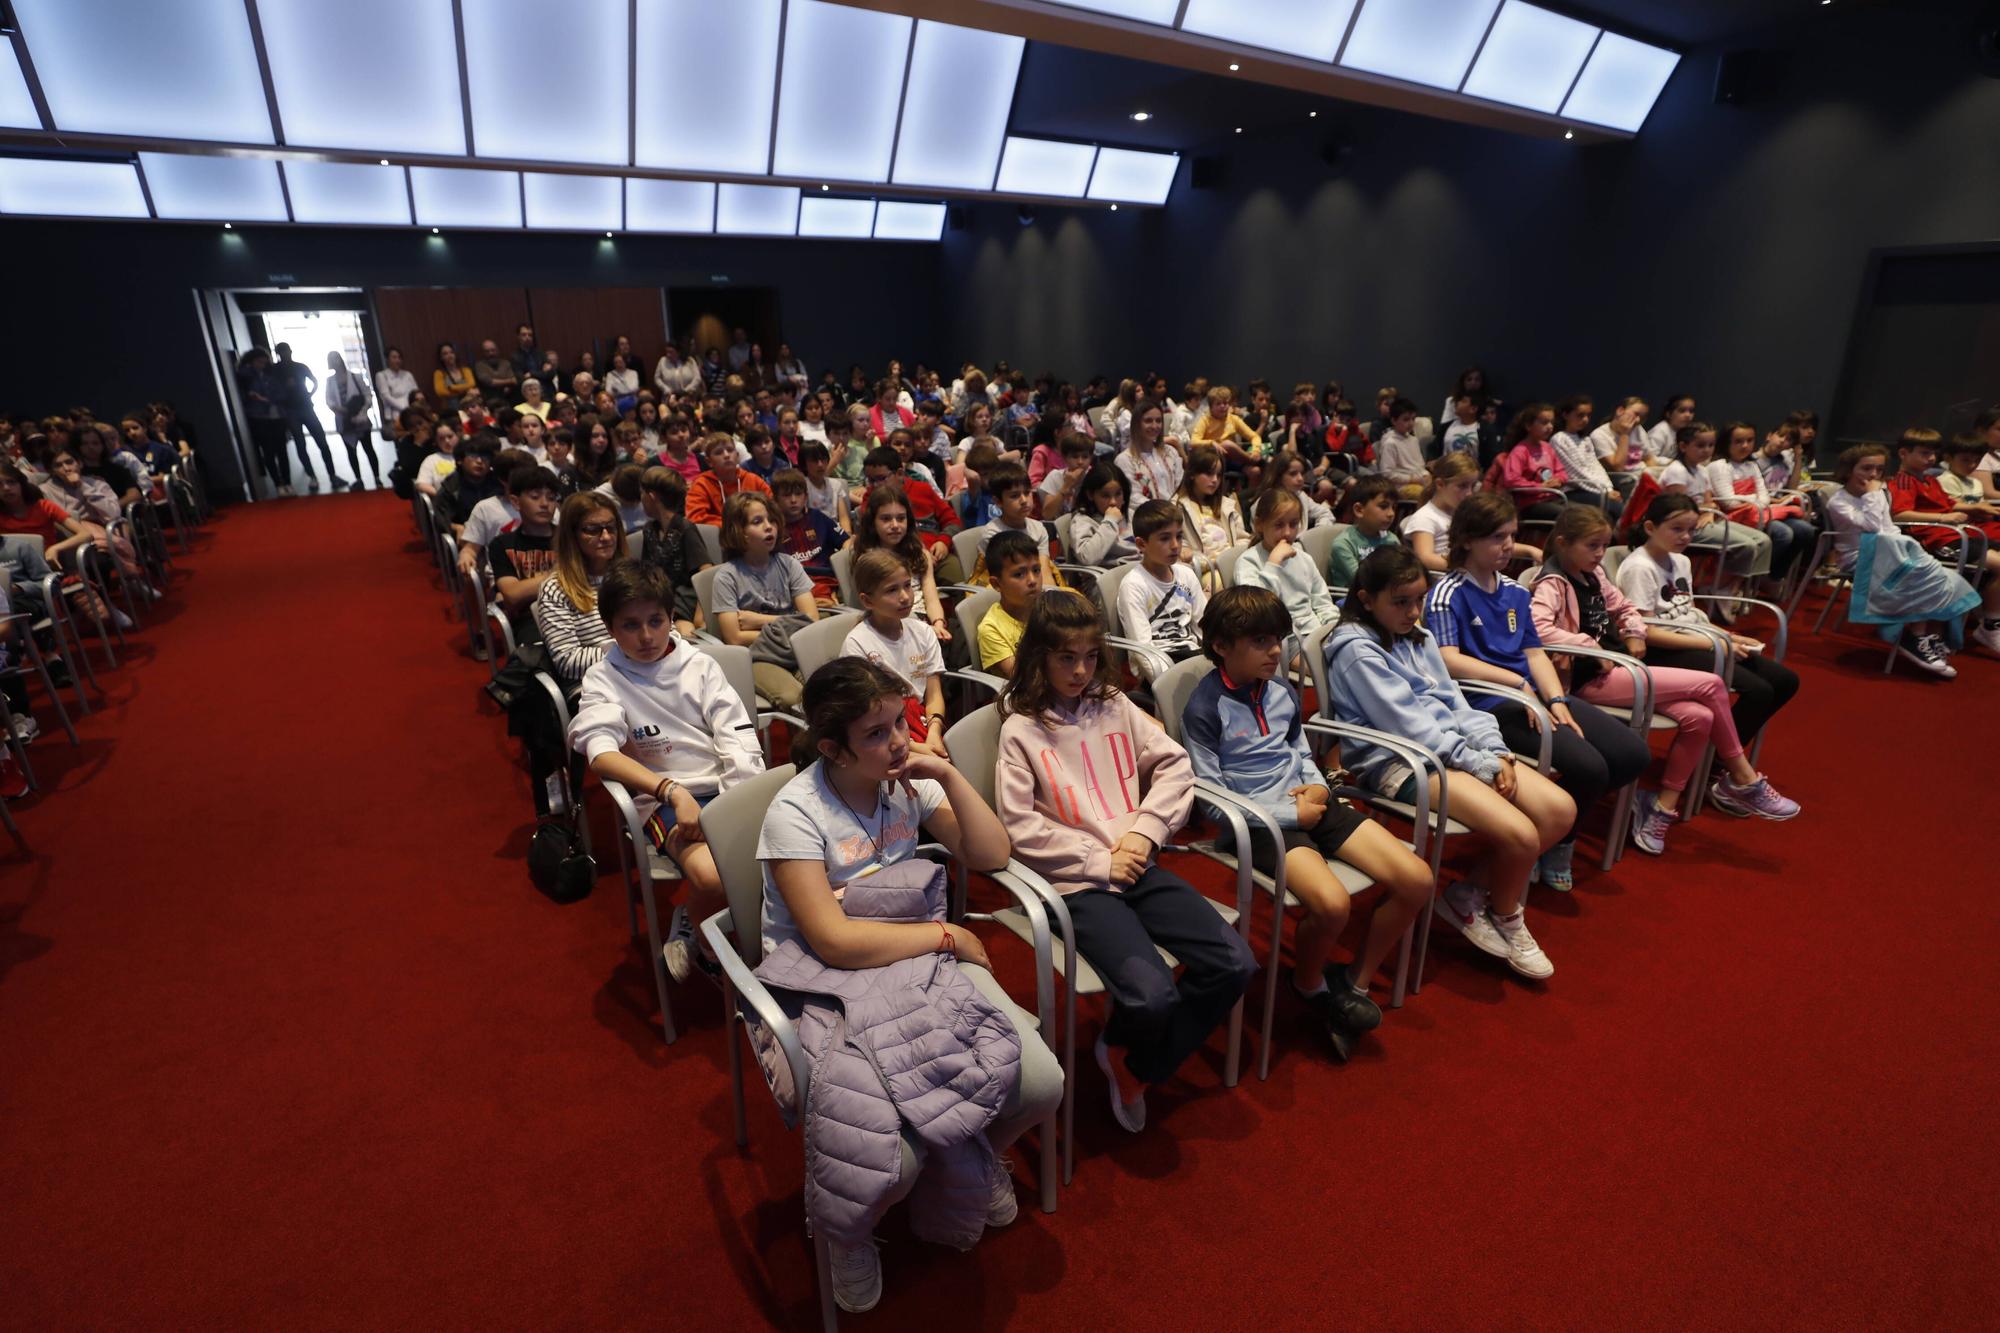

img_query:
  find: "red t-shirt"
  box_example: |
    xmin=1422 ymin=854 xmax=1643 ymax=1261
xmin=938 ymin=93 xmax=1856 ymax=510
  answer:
xmin=1887 ymin=470 xmax=2000 ymax=547
xmin=0 ymin=498 xmax=72 ymax=544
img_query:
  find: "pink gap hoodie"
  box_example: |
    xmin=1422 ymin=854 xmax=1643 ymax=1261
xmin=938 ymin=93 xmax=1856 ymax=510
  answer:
xmin=996 ymin=690 xmax=1195 ymax=896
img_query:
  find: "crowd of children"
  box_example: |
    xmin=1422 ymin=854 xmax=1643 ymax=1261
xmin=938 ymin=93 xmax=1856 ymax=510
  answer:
xmin=376 ymin=341 xmax=1999 ymax=1319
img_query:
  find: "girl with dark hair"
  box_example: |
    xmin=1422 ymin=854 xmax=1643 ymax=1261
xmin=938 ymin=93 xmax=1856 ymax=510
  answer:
xmin=854 ymin=483 xmax=949 ymax=636
xmin=1327 ymin=546 xmax=1572 ymax=981
xmin=1067 ymin=461 xmax=1137 ymax=566
xmin=757 ymin=655 xmax=1061 ymax=1313
xmin=1423 ymin=492 xmax=1650 ymax=893
xmin=995 ymin=589 xmax=1255 ymax=1136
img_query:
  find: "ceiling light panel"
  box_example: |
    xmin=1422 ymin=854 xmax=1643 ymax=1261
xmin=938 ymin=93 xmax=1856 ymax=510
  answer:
xmin=256 ymin=0 xmax=464 ymax=154
xmin=716 ymin=183 xmax=799 ymax=236
xmin=1043 ymin=0 xmax=1178 ymax=21
xmin=798 ymin=196 xmax=876 ymax=239
xmin=873 ymin=201 xmax=945 ymax=242
xmin=1339 ymin=0 xmax=1501 ymax=90
xmin=1460 ymin=2 xmax=1598 ymax=112
xmin=0 ymin=157 xmax=149 ymax=218
xmin=410 ymin=166 xmax=523 ymax=228
xmin=12 ymin=0 xmax=273 ymax=142
xmin=462 ymin=0 xmax=627 ymax=164
xmin=634 ymin=0 xmax=780 ymax=175
xmin=994 ymin=137 xmax=1096 ymax=198
xmin=523 ymin=172 xmax=621 ymax=230
xmin=1084 ymin=146 xmax=1179 ymax=204
xmin=1561 ymin=31 xmax=1679 ymax=132
xmin=625 ymin=178 xmax=715 ymax=233
xmin=772 ymin=1 xmax=910 ymax=183
xmin=0 ymin=42 xmax=39 ymax=129
xmin=891 ymin=21 xmax=1024 ymax=190
xmin=139 ymin=152 xmax=289 ymax=222
xmin=1181 ymin=0 xmax=1360 ymax=64
xmin=282 ymin=161 xmax=411 ymax=225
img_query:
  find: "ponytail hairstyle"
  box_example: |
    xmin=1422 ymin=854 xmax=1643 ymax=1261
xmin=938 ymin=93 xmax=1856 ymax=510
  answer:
xmin=1000 ymin=588 xmax=1116 ymax=724
xmin=1444 ymin=491 xmax=1518 ymax=570
xmin=1179 ymin=444 xmax=1227 ymax=517
xmin=1545 ymin=502 xmax=1614 ymax=572
xmin=1505 ymin=402 xmax=1553 ymax=449
xmin=1676 ymin=420 xmax=1717 ymax=462
xmin=1337 ymin=546 xmax=1430 ymax=648
xmin=1420 ymin=451 xmax=1479 ymax=503
xmin=791 ymin=656 xmax=913 ymax=769
xmin=1625 ymin=491 xmax=1699 ymax=547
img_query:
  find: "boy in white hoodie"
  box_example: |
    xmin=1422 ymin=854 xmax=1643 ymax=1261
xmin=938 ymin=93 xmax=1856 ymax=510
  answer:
xmin=568 ymin=562 xmax=765 ymax=981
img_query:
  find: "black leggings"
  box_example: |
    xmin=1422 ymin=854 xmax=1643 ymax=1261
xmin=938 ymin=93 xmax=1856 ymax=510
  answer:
xmin=1646 ymin=646 xmax=1800 ymax=743
xmin=248 ymin=417 xmax=290 ymax=486
xmin=1491 ymin=696 xmax=1651 ymax=845
xmin=285 ymin=409 xmax=335 ymax=478
xmin=340 ymin=427 xmax=382 ymax=483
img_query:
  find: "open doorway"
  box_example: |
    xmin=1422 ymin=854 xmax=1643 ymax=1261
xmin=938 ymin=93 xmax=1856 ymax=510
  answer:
xmin=667 ymin=286 xmax=782 ymax=366
xmin=245 ymin=307 xmax=388 ymax=493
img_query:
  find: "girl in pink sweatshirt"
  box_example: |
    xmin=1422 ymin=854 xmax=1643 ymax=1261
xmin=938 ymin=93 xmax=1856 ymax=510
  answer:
xmin=995 ymin=589 xmax=1255 ymax=1135
xmin=1528 ymin=506 xmax=1799 ymax=858
xmin=1498 ymin=402 xmax=1569 ymax=523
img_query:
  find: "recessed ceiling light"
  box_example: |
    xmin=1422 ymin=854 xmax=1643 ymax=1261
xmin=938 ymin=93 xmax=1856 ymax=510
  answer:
xmin=430 ymin=226 xmax=440 ymax=234
xmin=1234 ymin=126 xmax=1243 ymax=134
xmin=1228 ymin=62 xmax=1240 ymax=71
xmin=1130 ymin=111 xmax=1151 ymax=121
xmin=604 ymin=231 xmax=613 ymax=238
xmin=821 ymin=184 xmax=829 ymax=191
xmin=222 ymin=222 xmax=232 ymax=230
xmin=1110 ymin=203 xmax=1119 ymax=211
xmin=1309 ymin=111 xmax=1318 ymax=118
xmin=379 ymin=158 xmax=389 ymax=166
xmin=1564 ymin=130 xmax=1574 ymax=139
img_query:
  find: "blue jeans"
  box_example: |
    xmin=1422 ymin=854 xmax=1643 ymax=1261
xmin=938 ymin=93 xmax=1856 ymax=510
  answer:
xmin=0 ymin=535 xmax=54 ymax=613
xmin=1764 ymin=517 xmax=1818 ymax=578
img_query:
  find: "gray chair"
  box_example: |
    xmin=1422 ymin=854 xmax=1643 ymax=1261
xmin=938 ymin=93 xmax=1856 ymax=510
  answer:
xmin=951 ymin=526 xmax=986 ymax=585
xmin=1300 ymin=522 xmax=1343 ymax=584
xmin=948 ymin=588 xmax=1009 ymax=702
xmin=829 ymin=546 xmax=858 ymax=607
xmin=694 ymin=523 xmax=724 ymax=567
xmin=623 ymin=529 xmax=645 ymax=561
xmin=787 ymin=608 xmax=865 ymax=683
xmin=1215 ymin=540 xmax=1252 ymax=590
xmin=949 ymin=702 xmax=1249 ymax=1184
xmin=698 ymin=766 xmax=1060 ymax=1330
xmin=1092 ymin=560 xmax=1174 ymax=682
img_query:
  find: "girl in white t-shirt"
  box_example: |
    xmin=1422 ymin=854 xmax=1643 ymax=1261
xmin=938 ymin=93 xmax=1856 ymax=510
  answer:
xmin=1114 ymin=399 xmax=1185 ymax=505
xmin=1175 ymin=445 xmax=1247 ymax=591
xmin=1657 ymin=423 xmax=1774 ymax=580
xmin=755 ymin=655 xmax=1062 ymax=1311
xmin=842 ymin=548 xmax=948 ymax=756
xmin=1972 ymin=406 xmax=2000 ymax=501
xmin=1402 ymin=453 xmax=1480 ymax=573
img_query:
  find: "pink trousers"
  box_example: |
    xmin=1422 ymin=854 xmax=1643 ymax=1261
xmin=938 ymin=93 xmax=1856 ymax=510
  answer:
xmin=1575 ymin=664 xmax=1743 ymax=794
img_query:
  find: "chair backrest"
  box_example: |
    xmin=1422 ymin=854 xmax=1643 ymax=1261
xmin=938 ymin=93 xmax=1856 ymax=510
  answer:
xmin=692 ymin=639 xmax=762 ymax=719
xmin=1152 ymin=656 xmax=1215 ymax=743
xmin=954 ymin=587 xmax=999 ymax=652
xmin=694 ymin=523 xmax=724 ymax=567
xmin=700 ymin=764 xmax=798 ymax=966
xmin=1604 ymin=545 xmax=1629 ymax=580
xmin=1088 ymin=405 xmax=1110 ymax=435
xmin=1096 ymin=560 xmax=1140 ymax=637
xmin=1217 ymin=540 xmax=1251 ymax=589
xmin=952 ymin=526 xmax=985 ymax=581
xmin=1301 ymin=522 xmax=1342 ymax=578
xmin=941 ymin=703 xmax=1003 ymax=807
xmin=791 ymin=612 xmax=857 ymax=682
xmin=830 ymin=545 xmax=858 ymax=606
xmin=1052 ymin=512 xmax=1075 ymax=559
xmin=693 ymin=564 xmax=722 ymax=626
xmin=1302 ymin=619 xmax=1339 ymax=720
xmin=624 ymin=529 xmax=645 ymax=561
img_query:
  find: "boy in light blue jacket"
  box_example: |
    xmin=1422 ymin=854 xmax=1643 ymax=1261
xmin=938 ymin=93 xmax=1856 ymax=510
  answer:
xmin=1324 ymin=548 xmax=1574 ymax=982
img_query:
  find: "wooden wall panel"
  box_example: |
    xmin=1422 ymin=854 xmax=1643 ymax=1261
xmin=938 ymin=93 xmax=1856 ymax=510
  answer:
xmin=374 ymin=287 xmax=532 ymax=389
xmin=526 ymin=287 xmax=668 ymax=378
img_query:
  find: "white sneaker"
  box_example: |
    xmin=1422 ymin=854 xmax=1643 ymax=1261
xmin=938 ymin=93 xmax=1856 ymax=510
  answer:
xmin=10 ymin=715 xmax=38 ymax=742
xmin=662 ymin=905 xmax=695 ymax=984
xmin=985 ymin=1154 xmax=1018 ymax=1228
xmin=1489 ymin=908 xmax=1555 ymax=980
xmin=111 ymin=608 xmax=134 ymax=631
xmin=829 ymin=1238 xmax=883 ymax=1314
xmin=277 ymin=484 xmax=296 ymax=498
xmin=1432 ymin=881 xmax=1510 ymax=960
xmin=1971 ymin=622 xmax=2000 ymax=658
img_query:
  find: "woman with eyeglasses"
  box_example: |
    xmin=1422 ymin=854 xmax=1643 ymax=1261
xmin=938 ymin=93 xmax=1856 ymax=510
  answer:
xmin=533 ymin=490 xmax=626 ymax=689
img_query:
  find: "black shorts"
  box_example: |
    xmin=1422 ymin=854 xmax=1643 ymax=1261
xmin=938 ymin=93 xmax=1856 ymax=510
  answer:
xmin=1234 ymin=801 xmax=1369 ymax=876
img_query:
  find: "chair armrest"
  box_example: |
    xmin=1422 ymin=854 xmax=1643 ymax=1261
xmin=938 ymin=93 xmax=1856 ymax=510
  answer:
xmin=940 ymin=668 xmax=1006 ymax=702
xmin=699 ymin=909 xmax=810 ymax=1114
xmin=1185 ymin=781 xmax=1255 ymax=936
xmin=531 ymin=670 xmax=573 ymax=732
xmin=1455 ymin=682 xmax=1556 ymax=770
xmin=1103 ymin=634 xmax=1174 ymax=682
xmin=1686 ymin=594 xmax=1789 ymax=660
xmin=1537 ymin=644 xmax=1653 ymax=723
xmin=600 ymin=776 xmax=647 ymax=849
xmin=1303 ymin=718 xmax=1449 ymax=867
xmin=1641 ymin=618 xmax=1729 ymax=677
xmin=1192 ymin=779 xmax=1288 ymax=915
xmin=1891 ymin=518 xmax=1981 ymax=577
xmin=982 ymin=861 xmax=1059 ymax=1026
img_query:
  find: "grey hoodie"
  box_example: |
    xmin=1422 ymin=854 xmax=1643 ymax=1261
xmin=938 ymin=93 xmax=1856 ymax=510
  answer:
xmin=1325 ymin=620 xmax=1510 ymax=793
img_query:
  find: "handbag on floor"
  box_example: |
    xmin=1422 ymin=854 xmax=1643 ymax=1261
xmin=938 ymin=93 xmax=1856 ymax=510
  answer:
xmin=528 ymin=816 xmax=595 ymax=904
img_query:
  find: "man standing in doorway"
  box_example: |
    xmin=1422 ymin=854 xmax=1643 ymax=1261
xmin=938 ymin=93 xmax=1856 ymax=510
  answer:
xmin=274 ymin=342 xmax=335 ymax=493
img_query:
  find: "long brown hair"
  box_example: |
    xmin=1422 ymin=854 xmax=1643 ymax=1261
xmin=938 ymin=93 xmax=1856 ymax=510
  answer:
xmin=854 ymin=481 xmax=927 ymax=577
xmin=1445 ymin=491 xmax=1517 ymax=570
xmin=791 ymin=656 xmax=911 ymax=769
xmin=1000 ymin=588 xmax=1117 ymax=725
xmin=552 ymin=490 xmax=619 ymax=610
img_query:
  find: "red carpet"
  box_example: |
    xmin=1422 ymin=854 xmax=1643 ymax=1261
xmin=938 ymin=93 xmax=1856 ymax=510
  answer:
xmin=5 ymin=496 xmax=1996 ymax=1329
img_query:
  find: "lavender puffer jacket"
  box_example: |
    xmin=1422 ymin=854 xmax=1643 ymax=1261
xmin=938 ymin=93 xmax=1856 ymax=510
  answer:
xmin=752 ymin=858 xmax=1022 ymax=1250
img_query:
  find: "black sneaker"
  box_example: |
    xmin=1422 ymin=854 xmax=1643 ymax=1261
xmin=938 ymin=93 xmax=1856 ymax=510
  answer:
xmin=1324 ymin=964 xmax=1383 ymax=1032
xmin=1297 ymin=987 xmax=1354 ymax=1063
